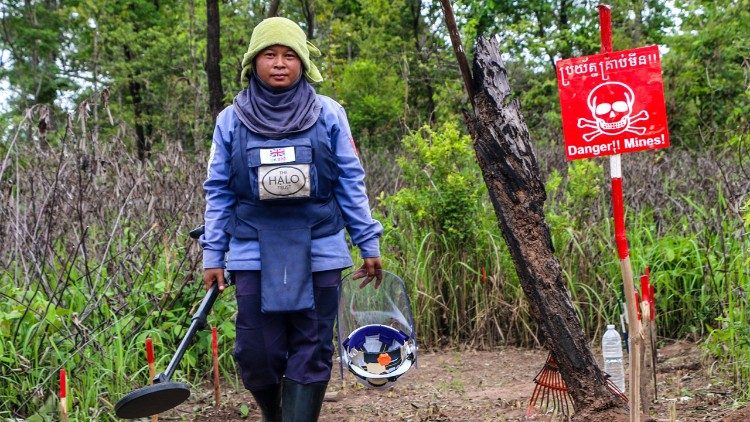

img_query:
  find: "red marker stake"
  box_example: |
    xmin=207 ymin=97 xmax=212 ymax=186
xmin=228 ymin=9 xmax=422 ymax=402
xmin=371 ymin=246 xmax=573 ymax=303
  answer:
xmin=146 ymin=338 xmax=158 ymax=422
xmin=60 ymin=368 xmax=68 ymax=422
xmin=645 ymin=267 xmax=655 ymax=320
xmin=640 ymin=274 xmax=651 ymax=304
xmin=212 ymin=326 xmax=221 ymax=407
xmin=599 ymin=4 xmax=642 ymax=420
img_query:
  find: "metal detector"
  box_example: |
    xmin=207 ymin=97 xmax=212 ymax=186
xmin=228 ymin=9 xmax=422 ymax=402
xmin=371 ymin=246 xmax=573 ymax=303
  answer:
xmin=115 ymin=226 xmax=230 ymax=419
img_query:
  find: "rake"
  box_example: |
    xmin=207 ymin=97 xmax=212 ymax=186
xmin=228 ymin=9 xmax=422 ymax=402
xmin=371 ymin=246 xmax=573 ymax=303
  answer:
xmin=526 ymin=352 xmax=627 ymax=419
xmin=526 ymin=353 xmax=575 ymax=419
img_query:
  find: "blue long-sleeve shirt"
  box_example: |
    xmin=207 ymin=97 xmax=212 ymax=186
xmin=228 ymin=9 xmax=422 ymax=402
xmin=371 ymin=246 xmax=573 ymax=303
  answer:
xmin=200 ymin=95 xmax=383 ymax=271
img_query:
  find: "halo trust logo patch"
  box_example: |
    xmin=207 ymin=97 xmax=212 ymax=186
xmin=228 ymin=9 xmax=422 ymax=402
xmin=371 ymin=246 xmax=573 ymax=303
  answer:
xmin=258 ymin=164 xmax=310 ymax=200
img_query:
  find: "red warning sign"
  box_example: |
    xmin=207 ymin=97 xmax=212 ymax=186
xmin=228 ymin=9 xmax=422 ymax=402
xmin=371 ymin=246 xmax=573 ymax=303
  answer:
xmin=556 ymin=45 xmax=669 ymax=160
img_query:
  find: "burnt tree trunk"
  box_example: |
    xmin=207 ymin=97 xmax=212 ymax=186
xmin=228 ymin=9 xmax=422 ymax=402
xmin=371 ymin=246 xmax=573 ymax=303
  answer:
xmin=467 ymin=37 xmax=627 ymax=420
xmin=206 ymin=0 xmax=224 ymax=121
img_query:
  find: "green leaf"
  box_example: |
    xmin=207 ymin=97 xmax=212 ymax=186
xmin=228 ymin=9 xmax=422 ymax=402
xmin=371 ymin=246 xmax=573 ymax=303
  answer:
xmin=665 ymin=248 xmax=676 ymax=262
xmin=239 ymin=403 xmax=249 ymax=418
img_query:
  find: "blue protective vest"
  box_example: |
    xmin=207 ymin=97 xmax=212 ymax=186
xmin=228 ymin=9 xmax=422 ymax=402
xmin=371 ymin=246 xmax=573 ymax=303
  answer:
xmin=226 ymin=112 xmax=346 ymax=239
xmin=226 ymin=109 xmax=347 ymax=313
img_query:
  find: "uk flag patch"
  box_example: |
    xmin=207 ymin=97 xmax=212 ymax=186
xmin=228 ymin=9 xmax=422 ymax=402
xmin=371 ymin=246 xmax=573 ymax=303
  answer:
xmin=260 ymin=146 xmax=295 ymax=164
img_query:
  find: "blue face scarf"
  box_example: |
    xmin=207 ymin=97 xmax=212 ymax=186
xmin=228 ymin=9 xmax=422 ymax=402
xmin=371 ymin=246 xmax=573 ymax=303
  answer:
xmin=233 ymin=72 xmax=322 ymax=138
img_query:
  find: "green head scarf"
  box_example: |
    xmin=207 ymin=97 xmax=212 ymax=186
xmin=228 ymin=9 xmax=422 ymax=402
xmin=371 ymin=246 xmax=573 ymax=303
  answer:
xmin=240 ymin=17 xmax=323 ymax=85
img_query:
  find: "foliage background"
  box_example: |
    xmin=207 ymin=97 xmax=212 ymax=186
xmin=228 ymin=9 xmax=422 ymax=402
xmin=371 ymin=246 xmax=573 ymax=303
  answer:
xmin=0 ymin=0 xmax=748 ymax=419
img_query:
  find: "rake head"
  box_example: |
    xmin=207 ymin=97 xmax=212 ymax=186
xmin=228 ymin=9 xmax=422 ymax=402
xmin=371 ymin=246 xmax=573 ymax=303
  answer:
xmin=526 ymin=353 xmax=574 ymax=419
xmin=526 ymin=352 xmax=628 ymax=420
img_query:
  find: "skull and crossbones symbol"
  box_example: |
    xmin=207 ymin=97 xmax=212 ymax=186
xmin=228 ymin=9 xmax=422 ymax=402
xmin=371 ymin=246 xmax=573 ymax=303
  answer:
xmin=577 ymin=82 xmax=649 ymax=142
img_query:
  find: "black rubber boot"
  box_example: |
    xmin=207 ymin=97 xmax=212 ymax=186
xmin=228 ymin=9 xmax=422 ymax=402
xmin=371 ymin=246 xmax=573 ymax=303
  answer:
xmin=250 ymin=383 xmax=282 ymax=422
xmin=281 ymin=378 xmax=328 ymax=422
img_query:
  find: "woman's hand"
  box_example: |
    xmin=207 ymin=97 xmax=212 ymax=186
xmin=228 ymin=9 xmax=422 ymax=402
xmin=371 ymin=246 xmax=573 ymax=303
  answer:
xmin=352 ymin=257 xmax=383 ymax=289
xmin=204 ymin=268 xmax=226 ymax=292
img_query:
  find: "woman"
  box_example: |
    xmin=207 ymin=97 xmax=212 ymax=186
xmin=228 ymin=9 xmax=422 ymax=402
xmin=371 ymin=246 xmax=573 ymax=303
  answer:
xmin=200 ymin=17 xmax=383 ymax=422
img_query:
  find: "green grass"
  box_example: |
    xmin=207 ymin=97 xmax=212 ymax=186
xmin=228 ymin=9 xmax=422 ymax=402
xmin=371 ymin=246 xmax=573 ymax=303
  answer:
xmin=0 ymin=241 xmax=240 ymax=420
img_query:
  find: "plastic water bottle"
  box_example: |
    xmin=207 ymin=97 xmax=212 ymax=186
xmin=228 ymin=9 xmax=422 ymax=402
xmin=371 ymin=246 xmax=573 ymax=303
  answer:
xmin=602 ymin=324 xmax=625 ymax=393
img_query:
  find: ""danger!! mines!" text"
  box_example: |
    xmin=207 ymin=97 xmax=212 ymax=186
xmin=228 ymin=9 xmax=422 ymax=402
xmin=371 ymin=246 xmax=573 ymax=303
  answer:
xmin=567 ymin=134 xmax=667 ymax=158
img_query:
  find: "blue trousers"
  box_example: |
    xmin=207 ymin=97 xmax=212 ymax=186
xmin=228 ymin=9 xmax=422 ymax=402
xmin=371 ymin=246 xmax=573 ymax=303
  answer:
xmin=233 ymin=270 xmax=341 ymax=390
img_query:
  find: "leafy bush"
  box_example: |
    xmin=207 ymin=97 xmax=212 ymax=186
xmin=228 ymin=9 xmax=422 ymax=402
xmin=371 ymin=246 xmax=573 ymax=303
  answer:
xmin=384 ymin=123 xmax=485 ymax=246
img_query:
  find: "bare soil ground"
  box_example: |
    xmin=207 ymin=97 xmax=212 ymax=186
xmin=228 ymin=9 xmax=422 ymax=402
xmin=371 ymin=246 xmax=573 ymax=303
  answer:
xmin=159 ymin=341 xmax=747 ymax=421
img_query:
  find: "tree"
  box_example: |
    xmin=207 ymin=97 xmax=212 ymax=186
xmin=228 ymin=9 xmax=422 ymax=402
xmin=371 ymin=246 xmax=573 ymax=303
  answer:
xmin=467 ymin=33 xmax=629 ymax=422
xmin=440 ymin=1 xmax=628 ymax=418
xmin=454 ymin=0 xmax=675 ymax=151
xmin=69 ymin=0 xmax=213 ymax=154
xmin=335 ymin=58 xmax=404 ymax=145
xmin=300 ymin=0 xmax=314 ymax=39
xmin=267 ymin=0 xmax=280 ymax=17
xmin=315 ymin=0 xmax=462 ymax=147
xmin=206 ymin=0 xmax=224 ymax=121
xmin=0 ymin=0 xmax=71 ymax=122
xmin=662 ymin=0 xmax=750 ymax=147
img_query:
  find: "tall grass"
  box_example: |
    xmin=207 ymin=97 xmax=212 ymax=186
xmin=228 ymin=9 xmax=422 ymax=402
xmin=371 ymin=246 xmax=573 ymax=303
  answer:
xmin=0 ymin=105 xmax=240 ymax=419
xmin=1 ymin=102 xmax=748 ymax=418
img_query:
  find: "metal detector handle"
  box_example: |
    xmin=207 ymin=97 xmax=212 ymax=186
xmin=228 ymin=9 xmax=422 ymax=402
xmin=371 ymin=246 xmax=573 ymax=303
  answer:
xmin=189 ymin=224 xmax=205 ymax=240
xmin=156 ymin=271 xmax=232 ymax=383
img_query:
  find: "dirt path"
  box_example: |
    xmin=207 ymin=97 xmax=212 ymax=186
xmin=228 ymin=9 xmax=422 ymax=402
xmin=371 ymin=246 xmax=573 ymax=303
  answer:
xmin=159 ymin=341 xmax=746 ymax=421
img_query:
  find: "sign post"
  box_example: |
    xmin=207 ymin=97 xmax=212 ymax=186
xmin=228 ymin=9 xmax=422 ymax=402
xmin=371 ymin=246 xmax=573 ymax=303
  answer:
xmin=555 ymin=4 xmax=670 ymax=421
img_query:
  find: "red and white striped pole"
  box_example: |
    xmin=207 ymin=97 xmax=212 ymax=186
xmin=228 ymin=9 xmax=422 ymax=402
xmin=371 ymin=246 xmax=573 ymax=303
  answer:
xmin=59 ymin=368 xmax=68 ymax=422
xmin=212 ymin=326 xmax=221 ymax=407
xmin=146 ymin=338 xmax=158 ymax=422
xmin=598 ymin=4 xmax=642 ymax=421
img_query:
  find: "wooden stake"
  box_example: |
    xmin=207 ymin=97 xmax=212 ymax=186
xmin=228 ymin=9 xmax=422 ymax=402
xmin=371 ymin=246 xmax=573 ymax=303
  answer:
xmin=640 ymin=298 xmax=653 ymax=414
xmin=645 ymin=268 xmax=658 ymax=400
xmin=146 ymin=338 xmax=158 ymax=422
xmin=649 ymin=282 xmax=658 ymax=400
xmin=212 ymin=326 xmax=221 ymax=407
xmin=639 ymin=275 xmax=655 ymax=415
xmin=60 ymin=368 xmax=68 ymax=422
xmin=619 ymin=256 xmax=643 ymax=421
xmin=599 ymin=5 xmax=642 ymax=419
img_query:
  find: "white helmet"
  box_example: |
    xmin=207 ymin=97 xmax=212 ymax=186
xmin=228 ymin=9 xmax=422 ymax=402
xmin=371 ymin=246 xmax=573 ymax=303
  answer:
xmin=338 ymin=271 xmax=417 ymax=389
xmin=341 ymin=324 xmax=416 ymax=388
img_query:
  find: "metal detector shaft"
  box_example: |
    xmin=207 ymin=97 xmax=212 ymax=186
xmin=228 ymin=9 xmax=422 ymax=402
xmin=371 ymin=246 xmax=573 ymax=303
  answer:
xmin=155 ymin=271 xmax=231 ymax=383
